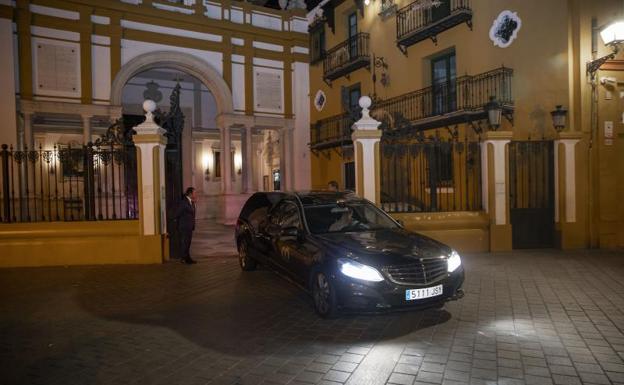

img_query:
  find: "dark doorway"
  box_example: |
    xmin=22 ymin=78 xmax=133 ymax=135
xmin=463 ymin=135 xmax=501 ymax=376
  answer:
xmin=431 ymin=52 xmax=456 ymax=115
xmin=509 ymin=141 xmax=554 ymax=249
xmin=344 ymin=161 xmax=355 ymax=191
xmin=155 ymin=84 xmax=185 ymax=259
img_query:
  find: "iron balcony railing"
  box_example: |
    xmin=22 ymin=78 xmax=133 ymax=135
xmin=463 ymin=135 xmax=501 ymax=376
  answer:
xmin=309 ymin=66 xmax=513 ymax=149
xmin=373 ymin=66 xmax=513 ymax=132
xmin=323 ymin=32 xmax=370 ymax=81
xmin=396 ymin=0 xmax=472 ymax=52
xmin=310 ymin=112 xmax=355 ymax=151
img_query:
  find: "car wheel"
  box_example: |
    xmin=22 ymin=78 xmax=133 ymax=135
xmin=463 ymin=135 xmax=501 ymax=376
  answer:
xmin=312 ymin=271 xmax=337 ymax=318
xmin=238 ymin=237 xmax=257 ymax=271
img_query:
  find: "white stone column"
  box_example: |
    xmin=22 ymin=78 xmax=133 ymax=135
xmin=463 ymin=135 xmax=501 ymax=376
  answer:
xmin=242 ymin=126 xmax=255 ymax=192
xmin=279 ymin=127 xmax=293 ymax=191
xmin=132 ymin=100 xmax=167 ymax=239
xmin=554 ymin=132 xmax=581 ymax=223
xmin=220 ymin=125 xmax=233 ymax=194
xmin=352 ymin=96 xmax=382 ymax=204
xmin=81 ymin=114 xmax=92 ymax=144
xmin=480 ymin=131 xmax=513 ymax=251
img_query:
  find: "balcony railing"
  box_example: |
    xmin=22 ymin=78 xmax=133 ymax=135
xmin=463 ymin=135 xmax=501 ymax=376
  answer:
xmin=309 ymin=67 xmax=513 ymax=149
xmin=396 ymin=0 xmax=472 ymax=53
xmin=373 ymin=66 xmax=513 ymax=132
xmin=310 ymin=113 xmax=355 ymax=151
xmin=323 ymin=33 xmax=370 ymax=82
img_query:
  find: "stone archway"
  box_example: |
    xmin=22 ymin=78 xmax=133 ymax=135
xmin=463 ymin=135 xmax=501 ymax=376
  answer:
xmin=110 ymin=51 xmax=233 ymax=115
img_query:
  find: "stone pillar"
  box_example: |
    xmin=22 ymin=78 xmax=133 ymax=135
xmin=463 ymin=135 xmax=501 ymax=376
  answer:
xmin=554 ymin=131 xmax=582 ymax=249
xmin=279 ymin=127 xmax=293 ymax=191
xmin=481 ymin=131 xmax=513 ymax=251
xmin=351 ymin=96 xmax=382 ymax=204
xmin=81 ymin=115 xmax=92 ymax=144
xmin=242 ymin=126 xmax=255 ymax=192
xmin=132 ymin=100 xmax=167 ymax=262
xmin=220 ymin=125 xmax=233 ymax=194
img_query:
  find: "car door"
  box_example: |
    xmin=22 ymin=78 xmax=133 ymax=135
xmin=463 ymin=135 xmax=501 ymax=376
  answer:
xmin=273 ymin=201 xmax=322 ymax=285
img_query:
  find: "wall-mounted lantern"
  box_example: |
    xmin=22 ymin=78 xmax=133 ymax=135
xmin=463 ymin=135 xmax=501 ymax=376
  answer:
xmin=550 ymin=105 xmax=568 ymax=133
xmin=485 ymin=96 xmax=502 ymax=131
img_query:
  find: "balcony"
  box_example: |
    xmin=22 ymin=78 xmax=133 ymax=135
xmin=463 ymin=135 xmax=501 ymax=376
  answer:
xmin=323 ymin=33 xmax=370 ymax=83
xmin=310 ymin=113 xmax=355 ymax=152
xmin=309 ymin=67 xmax=513 ymax=150
xmin=372 ymin=66 xmax=513 ymax=133
xmin=396 ymin=0 xmax=472 ymax=54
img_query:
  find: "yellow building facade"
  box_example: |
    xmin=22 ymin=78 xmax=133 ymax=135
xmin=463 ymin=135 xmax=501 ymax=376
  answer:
xmin=308 ymin=0 xmax=624 ymax=251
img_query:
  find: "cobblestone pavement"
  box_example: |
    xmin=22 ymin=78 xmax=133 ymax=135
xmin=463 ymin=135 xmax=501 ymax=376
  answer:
xmin=2 ymin=247 xmax=624 ymax=385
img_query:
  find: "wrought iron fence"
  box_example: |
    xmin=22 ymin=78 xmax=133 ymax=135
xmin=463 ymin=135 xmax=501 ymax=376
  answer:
xmin=396 ymin=0 xmax=471 ymax=42
xmin=323 ymin=32 xmax=370 ymax=79
xmin=380 ymin=136 xmax=481 ymax=213
xmin=0 ymin=141 xmax=138 ymax=223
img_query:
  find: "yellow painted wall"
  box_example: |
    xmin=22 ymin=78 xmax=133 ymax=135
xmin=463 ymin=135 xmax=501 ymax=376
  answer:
xmin=0 ymin=220 xmax=163 ymax=267
xmin=310 ymin=0 xmax=624 ymax=249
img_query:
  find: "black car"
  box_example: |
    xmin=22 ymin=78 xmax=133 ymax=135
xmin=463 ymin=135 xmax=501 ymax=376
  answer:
xmin=235 ymin=191 xmax=465 ymax=318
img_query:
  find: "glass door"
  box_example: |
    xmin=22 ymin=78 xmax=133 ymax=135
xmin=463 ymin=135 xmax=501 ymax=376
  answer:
xmin=431 ymin=53 xmax=456 ymax=115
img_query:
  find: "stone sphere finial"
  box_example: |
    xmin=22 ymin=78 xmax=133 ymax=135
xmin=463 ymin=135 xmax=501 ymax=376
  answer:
xmin=359 ymin=95 xmax=372 ymax=110
xmin=143 ymin=99 xmax=156 ymax=113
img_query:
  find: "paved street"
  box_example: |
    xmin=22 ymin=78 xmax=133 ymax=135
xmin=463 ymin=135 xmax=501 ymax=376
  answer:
xmin=2 ymin=229 xmax=624 ymax=385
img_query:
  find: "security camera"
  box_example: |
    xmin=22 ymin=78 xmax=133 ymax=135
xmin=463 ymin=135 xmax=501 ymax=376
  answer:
xmin=600 ymin=76 xmax=617 ymax=86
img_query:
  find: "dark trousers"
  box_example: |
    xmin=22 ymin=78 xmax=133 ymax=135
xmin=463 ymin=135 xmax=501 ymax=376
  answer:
xmin=180 ymin=230 xmax=193 ymax=261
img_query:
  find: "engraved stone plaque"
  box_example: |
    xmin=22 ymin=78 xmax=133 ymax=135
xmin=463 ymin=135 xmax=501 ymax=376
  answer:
xmin=37 ymin=43 xmax=79 ymax=93
xmin=255 ymin=71 xmax=282 ymax=111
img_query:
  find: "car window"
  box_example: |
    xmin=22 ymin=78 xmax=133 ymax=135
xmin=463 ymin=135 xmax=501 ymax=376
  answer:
xmin=269 ymin=200 xmax=301 ymax=229
xmin=304 ymin=201 xmax=398 ymax=234
xmin=279 ymin=202 xmax=301 ymax=229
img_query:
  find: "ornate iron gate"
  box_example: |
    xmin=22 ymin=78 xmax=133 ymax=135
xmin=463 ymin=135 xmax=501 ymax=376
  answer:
xmin=509 ymin=141 xmax=554 ymax=249
xmin=155 ymin=83 xmax=185 ymax=259
xmin=380 ymin=134 xmax=482 ymax=213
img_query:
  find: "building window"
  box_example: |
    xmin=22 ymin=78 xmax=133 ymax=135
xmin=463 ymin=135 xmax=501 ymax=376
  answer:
xmin=430 ymin=0 xmax=451 ymax=22
xmin=341 ymin=83 xmax=361 ymax=114
xmin=214 ymin=151 xmax=221 ymax=178
xmin=347 ymin=12 xmax=358 ymax=58
xmin=431 ymin=52 xmax=456 ymax=115
xmin=310 ymin=27 xmax=325 ymax=63
xmin=344 ymin=161 xmax=355 ymax=191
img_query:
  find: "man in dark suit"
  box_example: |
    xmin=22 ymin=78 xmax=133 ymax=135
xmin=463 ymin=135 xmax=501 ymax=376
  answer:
xmin=174 ymin=187 xmax=197 ymax=264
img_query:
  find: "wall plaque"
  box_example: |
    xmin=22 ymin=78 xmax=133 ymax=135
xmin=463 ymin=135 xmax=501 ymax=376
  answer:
xmin=37 ymin=43 xmax=79 ymax=93
xmin=255 ymin=70 xmax=283 ymax=112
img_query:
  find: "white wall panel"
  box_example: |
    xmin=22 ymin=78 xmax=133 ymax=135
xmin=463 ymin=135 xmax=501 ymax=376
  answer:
xmin=31 ymin=26 xmax=79 ymax=41
xmin=292 ymin=61 xmax=310 ymax=190
xmin=0 ymin=18 xmax=17 ymax=146
xmin=232 ymin=62 xmax=245 ymax=111
xmin=92 ymin=45 xmax=111 ymax=101
xmin=121 ymin=20 xmax=222 ymax=42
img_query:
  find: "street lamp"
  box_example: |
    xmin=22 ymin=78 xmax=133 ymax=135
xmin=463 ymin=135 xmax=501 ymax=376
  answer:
xmin=485 ymin=96 xmax=502 ymax=131
xmin=600 ymin=21 xmax=624 ymax=46
xmin=550 ymin=105 xmax=568 ymax=133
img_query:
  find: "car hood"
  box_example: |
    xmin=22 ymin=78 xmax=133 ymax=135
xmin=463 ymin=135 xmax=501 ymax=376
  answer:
xmin=314 ymin=228 xmax=452 ymax=267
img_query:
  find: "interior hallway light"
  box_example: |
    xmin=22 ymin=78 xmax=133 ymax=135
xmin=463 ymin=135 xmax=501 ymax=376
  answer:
xmin=364 ymin=0 xmax=370 ymax=5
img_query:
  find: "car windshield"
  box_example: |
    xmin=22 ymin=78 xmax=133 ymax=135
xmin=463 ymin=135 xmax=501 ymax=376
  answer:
xmin=303 ymin=201 xmax=398 ymax=234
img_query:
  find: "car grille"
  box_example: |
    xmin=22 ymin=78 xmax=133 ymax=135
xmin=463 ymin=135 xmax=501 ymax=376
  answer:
xmin=383 ymin=258 xmax=448 ymax=285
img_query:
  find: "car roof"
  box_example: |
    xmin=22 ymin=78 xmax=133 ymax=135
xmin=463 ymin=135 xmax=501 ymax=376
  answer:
xmin=292 ymin=191 xmax=366 ymax=206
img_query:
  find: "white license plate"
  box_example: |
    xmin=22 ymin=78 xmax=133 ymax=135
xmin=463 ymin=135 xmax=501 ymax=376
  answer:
xmin=405 ymin=285 xmax=443 ymax=301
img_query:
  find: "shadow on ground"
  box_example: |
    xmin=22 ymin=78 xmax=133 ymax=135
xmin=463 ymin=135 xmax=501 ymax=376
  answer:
xmin=73 ymin=261 xmax=452 ymax=358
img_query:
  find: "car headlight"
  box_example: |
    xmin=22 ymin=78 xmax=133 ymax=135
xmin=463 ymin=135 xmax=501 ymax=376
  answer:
xmin=447 ymin=250 xmax=462 ymax=272
xmin=338 ymin=258 xmax=385 ymax=282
